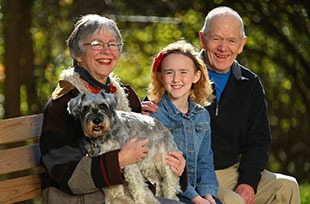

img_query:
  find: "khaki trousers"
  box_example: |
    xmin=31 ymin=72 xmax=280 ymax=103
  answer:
xmin=216 ymin=163 xmax=300 ymax=204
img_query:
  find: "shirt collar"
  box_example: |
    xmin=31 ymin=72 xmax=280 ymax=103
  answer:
xmin=74 ymin=66 xmax=117 ymax=94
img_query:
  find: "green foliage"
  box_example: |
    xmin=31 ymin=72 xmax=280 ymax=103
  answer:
xmin=115 ymin=21 xmax=184 ymax=98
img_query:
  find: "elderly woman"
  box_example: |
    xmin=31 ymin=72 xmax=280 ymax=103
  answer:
xmin=40 ymin=14 xmax=186 ymax=204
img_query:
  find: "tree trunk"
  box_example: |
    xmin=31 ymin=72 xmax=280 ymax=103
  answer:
xmin=3 ymin=0 xmax=34 ymax=118
xmin=20 ymin=1 xmax=36 ymax=114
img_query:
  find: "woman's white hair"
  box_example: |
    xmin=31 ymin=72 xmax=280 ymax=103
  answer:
xmin=66 ymin=14 xmax=123 ymax=60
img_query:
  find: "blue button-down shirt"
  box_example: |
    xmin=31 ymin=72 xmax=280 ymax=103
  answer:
xmin=150 ymin=93 xmax=218 ymax=200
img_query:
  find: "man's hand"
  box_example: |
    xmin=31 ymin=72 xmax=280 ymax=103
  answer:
xmin=141 ymin=100 xmax=158 ymax=115
xmin=235 ymin=184 xmax=255 ymax=204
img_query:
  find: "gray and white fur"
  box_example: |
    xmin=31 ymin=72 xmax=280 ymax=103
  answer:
xmin=67 ymin=91 xmax=181 ymax=204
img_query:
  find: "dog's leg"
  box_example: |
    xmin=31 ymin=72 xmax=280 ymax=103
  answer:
xmin=155 ymin=146 xmax=181 ymax=201
xmin=124 ymin=164 xmax=160 ymax=204
xmin=103 ymin=185 xmax=134 ymax=204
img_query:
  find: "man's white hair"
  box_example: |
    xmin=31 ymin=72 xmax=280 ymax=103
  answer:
xmin=201 ymin=6 xmax=246 ymax=38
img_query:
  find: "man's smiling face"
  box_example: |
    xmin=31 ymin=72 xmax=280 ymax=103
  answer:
xmin=200 ymin=14 xmax=247 ymax=73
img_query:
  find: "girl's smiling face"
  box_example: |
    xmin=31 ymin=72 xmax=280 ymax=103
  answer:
xmin=159 ymin=53 xmax=201 ymax=103
xmin=77 ymin=27 xmax=120 ymax=84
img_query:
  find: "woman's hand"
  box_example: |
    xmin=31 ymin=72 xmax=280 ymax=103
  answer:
xmin=118 ymin=136 xmax=149 ymax=168
xmin=165 ymin=151 xmax=186 ymax=176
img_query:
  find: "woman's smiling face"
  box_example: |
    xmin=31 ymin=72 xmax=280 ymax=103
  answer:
xmin=77 ymin=27 xmax=120 ymax=84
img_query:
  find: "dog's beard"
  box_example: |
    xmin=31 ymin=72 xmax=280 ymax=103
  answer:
xmin=81 ymin=112 xmax=111 ymax=138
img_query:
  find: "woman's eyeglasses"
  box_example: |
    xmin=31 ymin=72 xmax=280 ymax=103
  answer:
xmin=84 ymin=41 xmax=122 ymax=51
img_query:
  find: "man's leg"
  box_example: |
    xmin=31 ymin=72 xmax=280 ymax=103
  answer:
xmin=254 ymin=170 xmax=300 ymax=204
xmin=215 ymin=164 xmax=245 ymax=204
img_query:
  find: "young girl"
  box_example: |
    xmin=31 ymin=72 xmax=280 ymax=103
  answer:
xmin=147 ymin=41 xmax=221 ymax=204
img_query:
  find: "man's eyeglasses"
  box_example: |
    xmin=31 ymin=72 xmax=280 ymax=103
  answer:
xmin=84 ymin=41 xmax=122 ymax=51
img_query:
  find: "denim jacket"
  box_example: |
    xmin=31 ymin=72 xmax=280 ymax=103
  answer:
xmin=150 ymin=93 xmax=218 ymax=200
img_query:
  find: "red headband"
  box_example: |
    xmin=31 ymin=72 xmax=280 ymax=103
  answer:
xmin=153 ymin=51 xmax=166 ymax=72
xmin=152 ymin=50 xmax=200 ymax=72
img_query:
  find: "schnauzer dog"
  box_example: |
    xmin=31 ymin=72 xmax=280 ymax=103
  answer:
xmin=67 ymin=91 xmax=181 ymax=204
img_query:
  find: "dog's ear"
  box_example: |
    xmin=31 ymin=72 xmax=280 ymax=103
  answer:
xmin=67 ymin=93 xmax=85 ymax=117
xmin=100 ymin=92 xmax=119 ymax=111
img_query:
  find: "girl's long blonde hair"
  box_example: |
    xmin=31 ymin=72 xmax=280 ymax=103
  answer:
xmin=148 ymin=40 xmax=214 ymax=106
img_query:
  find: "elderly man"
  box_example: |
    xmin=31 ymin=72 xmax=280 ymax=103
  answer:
xmin=196 ymin=6 xmax=300 ymax=204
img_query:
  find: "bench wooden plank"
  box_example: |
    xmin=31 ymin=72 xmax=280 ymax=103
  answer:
xmin=0 ymin=114 xmax=43 ymax=144
xmin=0 ymin=114 xmax=44 ymax=203
xmin=0 ymin=144 xmax=41 ymax=174
xmin=0 ymin=174 xmax=41 ymax=204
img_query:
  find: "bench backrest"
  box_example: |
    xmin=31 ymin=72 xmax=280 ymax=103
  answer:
xmin=0 ymin=114 xmax=43 ymax=204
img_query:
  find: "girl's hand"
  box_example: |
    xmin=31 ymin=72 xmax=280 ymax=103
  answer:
xmin=165 ymin=151 xmax=186 ymax=176
xmin=204 ymin=194 xmax=216 ymax=204
xmin=192 ymin=194 xmax=216 ymax=204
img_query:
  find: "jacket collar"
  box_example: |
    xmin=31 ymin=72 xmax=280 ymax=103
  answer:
xmin=51 ymin=67 xmax=130 ymax=112
xmin=75 ymin=66 xmax=116 ymax=94
xmin=230 ymin=60 xmax=249 ymax=81
xmin=161 ymin=93 xmax=204 ymax=117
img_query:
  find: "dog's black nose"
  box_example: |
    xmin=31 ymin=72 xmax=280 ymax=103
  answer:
xmin=93 ymin=118 xmax=101 ymax=124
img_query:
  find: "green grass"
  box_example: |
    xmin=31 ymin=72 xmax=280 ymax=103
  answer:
xmin=300 ymin=182 xmax=310 ymax=204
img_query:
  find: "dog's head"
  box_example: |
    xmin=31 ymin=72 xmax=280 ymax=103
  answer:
xmin=67 ymin=91 xmax=119 ymax=138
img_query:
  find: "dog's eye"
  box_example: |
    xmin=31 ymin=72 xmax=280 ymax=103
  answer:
xmin=82 ymin=106 xmax=90 ymax=112
xmin=99 ymin=103 xmax=106 ymax=110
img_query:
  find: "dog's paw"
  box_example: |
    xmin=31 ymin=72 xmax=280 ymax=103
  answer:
xmin=107 ymin=195 xmax=134 ymax=204
xmin=142 ymin=195 xmax=161 ymax=204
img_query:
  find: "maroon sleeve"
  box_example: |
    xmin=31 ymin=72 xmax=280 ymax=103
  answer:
xmin=92 ymin=150 xmax=124 ymax=188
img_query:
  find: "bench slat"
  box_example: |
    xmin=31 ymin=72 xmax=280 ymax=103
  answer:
xmin=0 ymin=114 xmax=44 ymax=203
xmin=0 ymin=114 xmax=43 ymax=144
xmin=0 ymin=174 xmax=41 ymax=204
xmin=0 ymin=144 xmax=41 ymax=174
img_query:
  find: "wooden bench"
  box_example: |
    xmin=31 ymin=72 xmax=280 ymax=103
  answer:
xmin=0 ymin=114 xmax=43 ymax=204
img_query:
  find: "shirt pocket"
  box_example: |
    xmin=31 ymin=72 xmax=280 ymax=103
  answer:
xmin=195 ymin=124 xmax=209 ymax=143
xmin=166 ymin=124 xmax=184 ymax=152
